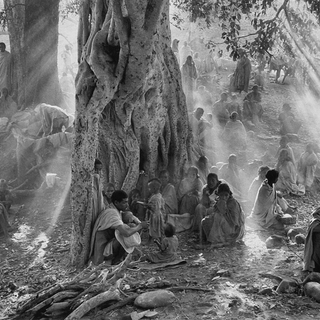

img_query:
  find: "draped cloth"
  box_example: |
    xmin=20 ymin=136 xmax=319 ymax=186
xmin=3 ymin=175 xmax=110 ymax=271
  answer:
xmin=297 ymin=151 xmax=318 ymax=188
xmin=276 ymin=161 xmax=305 ymax=195
xmin=178 ymin=177 xmax=203 ymax=216
xmin=148 ymin=193 xmax=165 ymax=239
xmin=147 ymin=236 xmax=179 ymax=263
xmin=89 ymin=204 xmax=124 ymax=265
xmin=161 ymin=183 xmax=178 ymax=217
xmin=230 ymin=56 xmax=251 ymax=93
xmin=248 ymin=181 xmax=284 ymax=230
xmin=304 ymin=208 xmax=320 ymax=272
xmin=201 ymin=195 xmax=245 ymax=244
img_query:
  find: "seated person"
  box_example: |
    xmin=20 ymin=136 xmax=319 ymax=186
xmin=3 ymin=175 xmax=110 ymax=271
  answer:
xmin=226 ymin=94 xmax=242 ymax=120
xmin=194 ymin=85 xmax=213 ymax=110
xmin=129 ymin=188 xmax=146 ymax=222
xmin=103 ymin=182 xmax=115 ymax=208
xmin=304 ymin=208 xmax=320 ymax=273
xmin=189 ymin=107 xmax=211 ymax=147
xmin=243 ymin=85 xmax=263 ymax=125
xmin=222 ymin=112 xmax=247 ymax=150
xmin=279 ymin=103 xmax=301 ymax=135
xmin=196 ymin=155 xmax=210 ymax=184
xmin=297 ymin=143 xmax=318 ymax=190
xmin=89 ymin=190 xmax=148 ymax=265
xmin=247 ymin=166 xmax=270 ymax=209
xmin=201 ymin=183 xmax=245 ymax=245
xmin=0 ymin=179 xmax=12 ymax=212
xmin=212 ymin=92 xmax=230 ymax=126
xmin=219 ymin=154 xmax=242 ymax=197
xmin=276 ymin=149 xmax=305 ymax=196
xmin=275 ymin=135 xmax=295 ymax=165
xmin=159 ymin=170 xmax=178 ymax=218
xmin=145 ymin=223 xmax=179 ymax=263
xmin=193 ymin=173 xmax=223 ymax=233
xmin=247 ymin=169 xmax=290 ymax=230
xmin=178 ymin=166 xmax=203 ymax=216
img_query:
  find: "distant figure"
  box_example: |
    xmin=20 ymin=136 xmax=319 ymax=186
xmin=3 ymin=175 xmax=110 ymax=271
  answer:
xmin=0 ymin=42 xmax=12 ymax=93
xmin=226 ymin=94 xmax=242 ymax=119
xmin=230 ymin=49 xmax=252 ymax=93
xmin=0 ymin=87 xmax=18 ymax=120
xmin=297 ymin=143 xmax=318 ymax=190
xmin=222 ymin=112 xmax=247 ymax=150
xmin=201 ymin=183 xmax=245 ymax=245
xmin=278 ymin=103 xmax=301 ymax=136
xmin=61 ymin=44 xmax=75 ymax=78
xmin=275 ymin=135 xmax=295 ymax=165
xmin=194 ymin=85 xmax=213 ymax=111
xmin=193 ymin=52 xmax=203 ymax=74
xmin=243 ymin=85 xmax=263 ymax=125
xmin=276 ymin=149 xmax=305 ymax=196
xmin=179 ymin=41 xmax=193 ymax=67
xmin=219 ymin=154 xmax=241 ymax=196
xmin=172 ymin=39 xmax=180 ymax=65
xmin=60 ymin=72 xmax=75 ymax=114
xmin=181 ymin=55 xmax=198 ymax=111
xmin=212 ymin=92 xmax=230 ymax=126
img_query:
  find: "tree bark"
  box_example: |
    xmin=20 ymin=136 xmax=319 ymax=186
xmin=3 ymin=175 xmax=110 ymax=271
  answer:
xmin=5 ymin=0 xmax=62 ymax=108
xmin=70 ymin=0 xmax=191 ymax=267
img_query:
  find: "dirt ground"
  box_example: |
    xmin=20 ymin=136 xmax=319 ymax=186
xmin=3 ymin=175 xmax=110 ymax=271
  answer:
xmin=1 ymin=72 xmax=320 ymax=320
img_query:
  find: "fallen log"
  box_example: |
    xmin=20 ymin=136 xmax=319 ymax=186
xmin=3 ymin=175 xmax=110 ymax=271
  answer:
xmin=102 ymin=294 xmax=138 ymax=314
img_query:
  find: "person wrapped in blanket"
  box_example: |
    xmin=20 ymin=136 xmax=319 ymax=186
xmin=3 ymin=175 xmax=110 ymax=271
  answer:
xmin=201 ymin=183 xmax=245 ymax=246
xmin=89 ymin=190 xmax=148 ymax=265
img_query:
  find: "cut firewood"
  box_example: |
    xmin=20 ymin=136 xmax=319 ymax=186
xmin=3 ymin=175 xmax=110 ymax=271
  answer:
xmin=64 ymin=289 xmax=121 ymax=320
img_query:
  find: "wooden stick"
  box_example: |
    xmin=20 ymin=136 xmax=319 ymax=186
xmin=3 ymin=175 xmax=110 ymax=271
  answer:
xmin=65 ymin=289 xmax=121 ymax=320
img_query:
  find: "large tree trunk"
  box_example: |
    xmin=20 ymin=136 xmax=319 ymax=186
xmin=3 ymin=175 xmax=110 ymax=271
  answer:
xmin=71 ymin=0 xmax=192 ymax=267
xmin=5 ymin=0 xmax=62 ymax=108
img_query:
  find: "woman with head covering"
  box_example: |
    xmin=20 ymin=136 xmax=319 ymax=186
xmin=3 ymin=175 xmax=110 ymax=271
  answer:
xmin=201 ymin=183 xmax=245 ymax=245
xmin=276 ymin=149 xmax=305 ymax=195
xmin=178 ymin=166 xmax=203 ymax=216
xmin=248 ymin=169 xmax=288 ymax=230
xmin=159 ymin=170 xmax=178 ymax=217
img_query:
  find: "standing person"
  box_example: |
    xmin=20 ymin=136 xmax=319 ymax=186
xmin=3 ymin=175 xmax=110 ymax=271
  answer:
xmin=147 ymin=178 xmax=165 ymax=242
xmin=179 ymin=41 xmax=193 ymax=67
xmin=159 ymin=170 xmax=178 ymax=218
xmin=0 ymin=42 xmax=12 ymax=93
xmin=181 ymin=55 xmax=198 ymax=111
xmin=172 ymin=39 xmax=180 ymax=65
xmin=230 ymin=49 xmax=252 ymax=93
xmin=89 ymin=190 xmax=148 ymax=265
xmin=61 ymin=44 xmax=75 ymax=78
xmin=297 ymin=143 xmax=319 ymax=191
xmin=91 ymin=159 xmax=105 ymax=230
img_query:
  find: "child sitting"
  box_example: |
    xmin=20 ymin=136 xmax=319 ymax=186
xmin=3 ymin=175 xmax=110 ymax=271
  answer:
xmin=146 ymin=223 xmax=179 ymax=263
xmin=147 ymin=178 xmax=165 ymax=242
